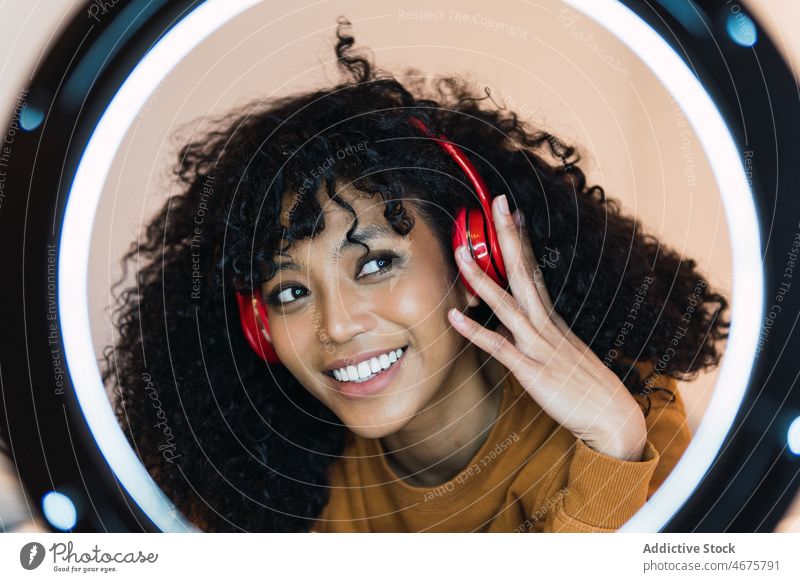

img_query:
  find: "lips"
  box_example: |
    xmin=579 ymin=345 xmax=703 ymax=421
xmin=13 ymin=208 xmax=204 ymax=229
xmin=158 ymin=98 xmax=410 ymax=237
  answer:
xmin=324 ymin=346 xmax=407 ymax=383
xmin=325 ymin=346 xmax=408 ymax=400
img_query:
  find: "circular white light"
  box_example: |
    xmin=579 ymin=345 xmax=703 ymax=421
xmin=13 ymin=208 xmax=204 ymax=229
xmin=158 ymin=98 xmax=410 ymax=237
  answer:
xmin=42 ymin=491 xmax=78 ymax=531
xmin=59 ymin=0 xmax=261 ymax=533
xmin=788 ymin=417 xmax=800 ymax=455
xmin=563 ymin=0 xmax=762 ymax=532
xmin=59 ymin=0 xmax=763 ymax=532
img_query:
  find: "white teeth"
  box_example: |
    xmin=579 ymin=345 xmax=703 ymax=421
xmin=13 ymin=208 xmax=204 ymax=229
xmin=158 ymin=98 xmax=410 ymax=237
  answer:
xmin=369 ymin=357 xmax=381 ymax=374
xmin=346 ymin=365 xmax=358 ymax=380
xmin=357 ymin=361 xmax=371 ymax=378
xmin=330 ymin=347 xmax=406 ymax=383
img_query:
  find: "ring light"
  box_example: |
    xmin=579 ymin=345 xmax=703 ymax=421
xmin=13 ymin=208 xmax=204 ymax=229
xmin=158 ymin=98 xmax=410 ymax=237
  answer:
xmin=0 ymin=0 xmax=797 ymax=532
xmin=562 ymin=0 xmax=762 ymax=533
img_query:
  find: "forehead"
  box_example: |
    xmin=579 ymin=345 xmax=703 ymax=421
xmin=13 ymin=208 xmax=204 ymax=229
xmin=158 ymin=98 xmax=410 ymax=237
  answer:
xmin=277 ymin=183 xmax=407 ymax=253
xmin=282 ymin=183 xmax=382 ymax=220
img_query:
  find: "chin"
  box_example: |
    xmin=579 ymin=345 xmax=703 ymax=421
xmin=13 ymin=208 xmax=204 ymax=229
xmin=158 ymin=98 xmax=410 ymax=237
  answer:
xmin=331 ymin=391 xmax=430 ymax=440
xmin=344 ymin=422 xmax=401 ymax=440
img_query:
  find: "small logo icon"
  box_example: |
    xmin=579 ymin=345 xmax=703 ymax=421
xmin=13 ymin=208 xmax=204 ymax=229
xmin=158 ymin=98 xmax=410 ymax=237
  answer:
xmin=20 ymin=542 xmax=45 ymax=570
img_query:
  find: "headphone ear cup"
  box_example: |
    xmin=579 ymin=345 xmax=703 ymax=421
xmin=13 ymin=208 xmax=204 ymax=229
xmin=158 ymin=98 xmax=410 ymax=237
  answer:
xmin=235 ymin=292 xmax=281 ymax=364
xmin=467 ymin=208 xmax=506 ymax=287
xmin=451 ymin=207 xmax=476 ymax=296
xmin=236 ymin=292 xmax=264 ymax=359
xmin=253 ymin=295 xmax=282 ymax=364
xmin=452 ymin=207 xmax=508 ymax=297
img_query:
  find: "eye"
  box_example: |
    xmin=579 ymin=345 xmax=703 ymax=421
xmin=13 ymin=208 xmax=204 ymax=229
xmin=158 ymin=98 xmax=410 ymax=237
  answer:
xmin=262 ymin=252 xmax=400 ymax=304
xmin=266 ymin=285 xmax=308 ymax=306
xmin=357 ymin=252 xmax=399 ymax=279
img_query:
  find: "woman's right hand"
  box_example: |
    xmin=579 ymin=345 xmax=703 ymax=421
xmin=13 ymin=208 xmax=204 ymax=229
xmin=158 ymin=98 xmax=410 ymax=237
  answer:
xmin=447 ymin=194 xmax=648 ymax=462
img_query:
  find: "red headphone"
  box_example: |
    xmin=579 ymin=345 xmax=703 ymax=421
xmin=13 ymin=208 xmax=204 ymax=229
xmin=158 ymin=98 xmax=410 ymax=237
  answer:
xmin=235 ymin=116 xmax=508 ymax=364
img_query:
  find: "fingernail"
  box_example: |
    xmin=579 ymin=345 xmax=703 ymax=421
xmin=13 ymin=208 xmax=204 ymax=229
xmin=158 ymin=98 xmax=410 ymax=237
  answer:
xmin=496 ymin=194 xmax=511 ymax=216
xmin=456 ymin=245 xmax=473 ymax=263
xmin=449 ymin=308 xmax=464 ymax=323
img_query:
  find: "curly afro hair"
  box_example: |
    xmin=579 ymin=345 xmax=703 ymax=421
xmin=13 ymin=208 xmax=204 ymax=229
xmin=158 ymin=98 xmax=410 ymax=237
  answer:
xmin=104 ymin=18 xmax=730 ymax=532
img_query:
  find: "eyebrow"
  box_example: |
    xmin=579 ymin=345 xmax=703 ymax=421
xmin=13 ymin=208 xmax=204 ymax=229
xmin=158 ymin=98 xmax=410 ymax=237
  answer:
xmin=272 ymin=224 xmax=396 ymax=273
xmin=334 ymin=223 xmax=395 ymax=257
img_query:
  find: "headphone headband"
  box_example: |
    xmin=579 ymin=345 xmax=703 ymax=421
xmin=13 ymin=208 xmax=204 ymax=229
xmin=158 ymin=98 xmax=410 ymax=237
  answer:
xmin=407 ymin=116 xmax=507 ymax=282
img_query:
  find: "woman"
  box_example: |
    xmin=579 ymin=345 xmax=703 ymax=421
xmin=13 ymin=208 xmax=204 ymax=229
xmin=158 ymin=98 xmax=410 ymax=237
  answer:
xmin=106 ymin=20 xmax=729 ymax=532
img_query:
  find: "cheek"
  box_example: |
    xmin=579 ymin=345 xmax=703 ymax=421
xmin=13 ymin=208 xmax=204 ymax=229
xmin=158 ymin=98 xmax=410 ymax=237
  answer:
xmin=269 ymin=312 xmax=321 ymax=373
xmin=392 ymin=291 xmax=449 ymax=342
xmin=388 ymin=263 xmax=460 ymax=344
xmin=393 ymin=291 xmax=429 ymax=324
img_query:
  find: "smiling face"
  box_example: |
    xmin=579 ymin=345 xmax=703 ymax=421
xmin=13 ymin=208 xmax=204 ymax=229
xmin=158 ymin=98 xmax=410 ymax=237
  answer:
xmin=260 ymin=184 xmax=480 ymax=438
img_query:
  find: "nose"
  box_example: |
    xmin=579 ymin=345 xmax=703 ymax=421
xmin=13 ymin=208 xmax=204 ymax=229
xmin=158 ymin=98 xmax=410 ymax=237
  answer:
xmin=315 ymin=284 xmax=377 ymax=347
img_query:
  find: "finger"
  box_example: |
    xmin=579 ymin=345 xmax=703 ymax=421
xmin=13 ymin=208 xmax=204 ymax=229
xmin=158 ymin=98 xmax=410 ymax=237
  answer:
xmin=491 ymin=195 xmax=560 ymax=338
xmin=448 ymin=307 xmax=542 ymax=375
xmin=510 ymin=207 xmax=556 ymax=312
xmin=511 ymin=207 xmax=591 ymax=355
xmin=493 ymin=322 xmax=514 ymax=344
xmin=454 ymin=244 xmax=550 ymax=357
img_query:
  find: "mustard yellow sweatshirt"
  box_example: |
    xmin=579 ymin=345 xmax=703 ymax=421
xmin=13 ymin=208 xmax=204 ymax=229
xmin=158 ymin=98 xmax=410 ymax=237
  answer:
xmin=311 ymin=360 xmax=692 ymax=532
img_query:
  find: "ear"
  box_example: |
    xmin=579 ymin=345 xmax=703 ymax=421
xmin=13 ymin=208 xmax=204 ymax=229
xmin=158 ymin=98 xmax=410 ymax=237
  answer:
xmin=465 ymin=289 xmax=481 ymax=308
xmin=456 ymin=278 xmax=481 ymax=309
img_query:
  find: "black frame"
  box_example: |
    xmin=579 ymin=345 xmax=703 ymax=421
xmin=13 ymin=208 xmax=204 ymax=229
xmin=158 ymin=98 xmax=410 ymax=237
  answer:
xmin=0 ymin=0 xmax=798 ymax=532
